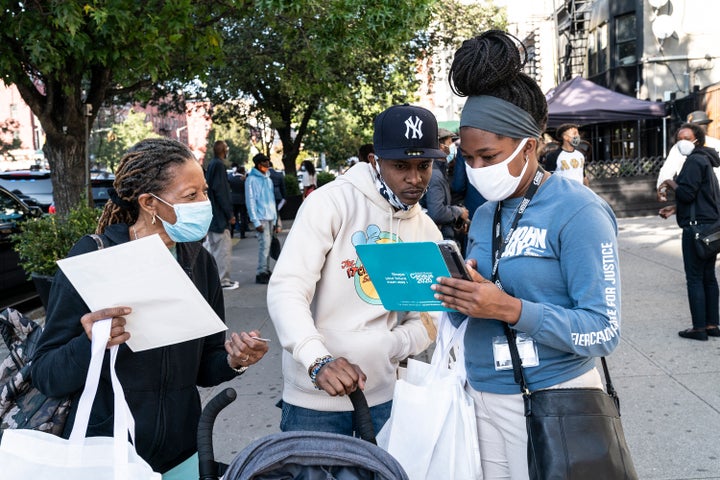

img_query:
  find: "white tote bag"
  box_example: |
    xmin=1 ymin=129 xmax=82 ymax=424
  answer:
xmin=378 ymin=314 xmax=481 ymax=480
xmin=0 ymin=319 xmax=160 ymax=480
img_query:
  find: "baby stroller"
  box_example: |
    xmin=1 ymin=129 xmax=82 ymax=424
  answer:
xmin=198 ymin=388 xmax=408 ymax=480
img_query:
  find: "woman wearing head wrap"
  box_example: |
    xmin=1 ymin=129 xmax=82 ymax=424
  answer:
xmin=431 ymin=31 xmax=621 ymax=479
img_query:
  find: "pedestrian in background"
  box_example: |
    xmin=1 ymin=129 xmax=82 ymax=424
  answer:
xmin=432 ymin=30 xmax=621 ymax=480
xmin=358 ymin=143 xmax=375 ymax=164
xmin=269 ymin=161 xmax=286 ymax=227
xmin=204 ymin=140 xmax=238 ymax=290
xmin=543 ymin=123 xmax=589 ymax=186
xmin=299 ymin=160 xmax=317 ymax=198
xmin=30 ymin=138 xmax=269 ymax=477
xmin=228 ymin=162 xmax=249 ymax=239
xmin=267 ymin=104 xmax=445 ymax=437
xmin=424 ymin=127 xmax=469 ymax=241
xmin=659 ymin=123 xmax=720 ymax=341
xmin=245 ymin=153 xmax=279 ymax=285
xmin=657 ymin=110 xmax=720 ymax=201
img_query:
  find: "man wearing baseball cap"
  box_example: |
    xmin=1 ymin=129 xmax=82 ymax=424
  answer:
xmin=657 ymin=110 xmax=720 ymax=201
xmin=268 ymin=104 xmax=444 ymax=436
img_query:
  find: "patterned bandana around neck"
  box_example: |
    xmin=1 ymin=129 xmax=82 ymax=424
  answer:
xmin=372 ymin=160 xmax=411 ymax=211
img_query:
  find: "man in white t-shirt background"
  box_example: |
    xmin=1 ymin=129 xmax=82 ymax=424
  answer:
xmin=543 ymin=123 xmax=589 ymax=186
xmin=657 ymin=110 xmax=720 ymax=201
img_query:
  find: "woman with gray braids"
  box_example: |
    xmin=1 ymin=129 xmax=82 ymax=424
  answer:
xmin=431 ymin=31 xmax=622 ymax=479
xmin=31 ymin=138 xmax=268 ymax=477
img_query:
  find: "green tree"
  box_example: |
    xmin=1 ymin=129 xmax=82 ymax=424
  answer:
xmin=296 ymin=0 xmax=506 ymax=171
xmin=205 ymin=0 xmax=435 ymax=176
xmin=303 ymin=104 xmax=371 ymax=171
xmin=0 ymin=1 xmax=239 ymax=215
xmin=93 ymin=109 xmax=160 ymax=172
xmin=423 ymin=0 xmax=507 ymax=82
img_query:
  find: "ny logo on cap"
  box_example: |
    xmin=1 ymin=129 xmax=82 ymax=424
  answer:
xmin=404 ymin=116 xmax=423 ymax=139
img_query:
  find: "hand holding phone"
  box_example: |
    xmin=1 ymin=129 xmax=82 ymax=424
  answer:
xmin=437 ymin=240 xmax=472 ymax=281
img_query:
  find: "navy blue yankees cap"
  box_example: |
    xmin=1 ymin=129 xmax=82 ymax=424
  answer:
xmin=373 ymin=104 xmax=447 ymax=160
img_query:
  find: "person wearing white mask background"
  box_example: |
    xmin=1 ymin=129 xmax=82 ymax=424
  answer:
xmin=658 ymin=123 xmax=720 ymax=341
xmin=423 ymin=127 xmax=469 ymax=240
xmin=430 ymin=30 xmax=622 ymax=480
xmin=657 ymin=110 xmax=720 ymax=202
xmin=30 ymin=138 xmax=269 ymax=477
xmin=542 ymin=123 xmax=589 ymax=186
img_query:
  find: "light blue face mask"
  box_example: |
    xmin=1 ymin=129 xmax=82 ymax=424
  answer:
xmin=447 ymin=144 xmax=457 ymax=163
xmin=151 ymin=194 xmax=212 ymax=243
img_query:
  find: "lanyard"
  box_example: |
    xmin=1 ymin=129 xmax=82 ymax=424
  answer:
xmin=491 ymin=167 xmax=545 ymax=284
xmin=491 ymin=166 xmax=544 ymax=390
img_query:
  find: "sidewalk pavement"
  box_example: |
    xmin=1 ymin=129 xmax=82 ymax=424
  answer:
xmin=207 ymin=215 xmax=720 ymax=479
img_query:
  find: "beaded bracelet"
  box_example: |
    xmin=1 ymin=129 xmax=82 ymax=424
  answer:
xmin=308 ymin=355 xmax=335 ymax=389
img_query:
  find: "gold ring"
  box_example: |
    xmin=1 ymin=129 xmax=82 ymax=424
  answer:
xmin=242 ymin=355 xmax=250 ymax=362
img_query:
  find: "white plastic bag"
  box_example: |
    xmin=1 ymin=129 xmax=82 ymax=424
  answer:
xmin=0 ymin=319 xmax=160 ymax=479
xmin=378 ymin=314 xmax=481 ymax=480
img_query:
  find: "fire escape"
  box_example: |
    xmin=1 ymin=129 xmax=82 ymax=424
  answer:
xmin=555 ymin=0 xmax=592 ymax=82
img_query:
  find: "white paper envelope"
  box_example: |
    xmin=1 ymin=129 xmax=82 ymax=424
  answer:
xmin=57 ymin=234 xmax=227 ymax=352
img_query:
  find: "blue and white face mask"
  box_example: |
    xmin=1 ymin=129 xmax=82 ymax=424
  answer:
xmin=151 ymin=194 xmax=212 ymax=243
xmin=447 ymin=144 xmax=457 ymax=163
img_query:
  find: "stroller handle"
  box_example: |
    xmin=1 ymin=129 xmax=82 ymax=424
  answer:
xmin=198 ymin=387 xmax=237 ymax=480
xmin=349 ymin=389 xmax=377 ymax=444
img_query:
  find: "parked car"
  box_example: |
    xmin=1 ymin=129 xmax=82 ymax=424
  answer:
xmin=0 ymin=185 xmax=43 ymax=309
xmin=0 ymin=169 xmax=53 ymax=211
xmin=0 ymin=169 xmax=115 ymax=212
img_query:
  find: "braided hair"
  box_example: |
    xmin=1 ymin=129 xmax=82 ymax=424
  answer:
xmin=449 ymin=30 xmax=548 ymax=132
xmin=96 ymin=138 xmax=196 ymax=234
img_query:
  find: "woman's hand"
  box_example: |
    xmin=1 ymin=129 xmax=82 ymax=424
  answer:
xmin=431 ymin=261 xmax=522 ymax=324
xmin=659 ymin=205 xmax=676 ymax=219
xmin=225 ymin=331 xmax=269 ymax=369
xmin=80 ymin=306 xmax=132 ymax=348
xmin=314 ymin=357 xmax=366 ymax=397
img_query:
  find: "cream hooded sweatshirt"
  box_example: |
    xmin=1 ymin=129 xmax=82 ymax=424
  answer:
xmin=267 ymin=162 xmax=442 ymax=411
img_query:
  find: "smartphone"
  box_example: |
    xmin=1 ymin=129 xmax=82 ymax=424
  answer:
xmin=437 ymin=240 xmax=472 ymax=281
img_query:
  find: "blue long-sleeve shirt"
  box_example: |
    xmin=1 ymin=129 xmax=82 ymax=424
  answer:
xmin=450 ymin=175 xmax=620 ymax=394
xmin=245 ymin=167 xmax=277 ymax=226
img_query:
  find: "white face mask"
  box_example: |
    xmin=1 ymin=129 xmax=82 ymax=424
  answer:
xmin=465 ymin=138 xmax=529 ymax=202
xmin=676 ymin=139 xmax=696 ymax=156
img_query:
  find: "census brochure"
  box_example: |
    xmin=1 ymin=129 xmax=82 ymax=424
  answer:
xmin=57 ymin=234 xmax=227 ymax=352
xmin=355 ymin=242 xmax=458 ymax=312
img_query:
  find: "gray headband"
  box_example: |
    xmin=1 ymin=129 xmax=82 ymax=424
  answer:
xmin=460 ymin=95 xmax=542 ymax=138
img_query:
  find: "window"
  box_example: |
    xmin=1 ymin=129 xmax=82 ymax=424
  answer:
xmin=588 ymin=23 xmax=609 ymax=76
xmin=611 ymin=124 xmax=636 ymax=159
xmin=597 ymin=23 xmax=609 ymax=73
xmin=615 ymin=13 xmax=636 ymax=66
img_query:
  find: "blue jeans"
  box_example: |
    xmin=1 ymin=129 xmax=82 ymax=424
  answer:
xmin=257 ymin=219 xmax=273 ymax=275
xmin=279 ymin=400 xmax=392 ymax=438
xmin=682 ymin=227 xmax=719 ymax=329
